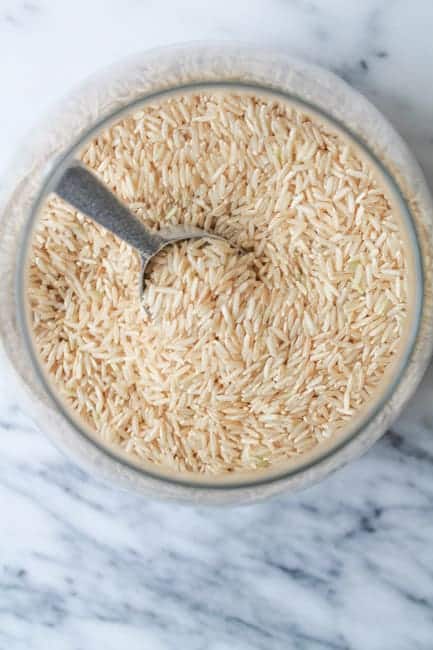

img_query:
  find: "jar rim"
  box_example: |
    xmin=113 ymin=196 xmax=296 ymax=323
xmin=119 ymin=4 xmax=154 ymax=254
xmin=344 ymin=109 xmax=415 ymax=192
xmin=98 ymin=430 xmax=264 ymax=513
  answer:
xmin=16 ymin=78 xmax=425 ymax=492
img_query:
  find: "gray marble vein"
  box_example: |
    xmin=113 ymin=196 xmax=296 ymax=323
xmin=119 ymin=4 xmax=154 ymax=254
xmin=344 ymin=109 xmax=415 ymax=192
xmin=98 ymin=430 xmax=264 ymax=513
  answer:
xmin=1 ymin=1 xmax=433 ymax=648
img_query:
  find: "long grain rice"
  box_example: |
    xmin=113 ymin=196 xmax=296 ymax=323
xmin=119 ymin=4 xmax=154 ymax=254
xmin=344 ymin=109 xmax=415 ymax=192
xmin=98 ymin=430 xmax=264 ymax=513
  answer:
xmin=28 ymin=91 xmax=408 ymax=474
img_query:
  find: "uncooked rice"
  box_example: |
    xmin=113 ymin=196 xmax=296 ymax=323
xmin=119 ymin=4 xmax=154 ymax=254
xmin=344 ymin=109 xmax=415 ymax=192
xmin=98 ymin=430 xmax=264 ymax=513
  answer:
xmin=28 ymin=91 xmax=409 ymax=474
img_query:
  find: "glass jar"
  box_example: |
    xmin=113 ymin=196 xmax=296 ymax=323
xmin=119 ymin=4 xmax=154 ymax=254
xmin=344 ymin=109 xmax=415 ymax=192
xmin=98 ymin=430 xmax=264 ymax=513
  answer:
xmin=1 ymin=43 xmax=432 ymax=504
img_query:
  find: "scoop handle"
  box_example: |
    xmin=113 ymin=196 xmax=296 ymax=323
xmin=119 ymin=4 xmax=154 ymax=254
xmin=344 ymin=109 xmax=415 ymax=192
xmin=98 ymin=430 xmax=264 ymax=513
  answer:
xmin=54 ymin=163 xmax=163 ymax=257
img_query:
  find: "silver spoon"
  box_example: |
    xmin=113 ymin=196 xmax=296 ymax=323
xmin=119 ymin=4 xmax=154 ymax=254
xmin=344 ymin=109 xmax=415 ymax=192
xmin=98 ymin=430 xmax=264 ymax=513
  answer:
xmin=54 ymin=162 xmax=224 ymax=296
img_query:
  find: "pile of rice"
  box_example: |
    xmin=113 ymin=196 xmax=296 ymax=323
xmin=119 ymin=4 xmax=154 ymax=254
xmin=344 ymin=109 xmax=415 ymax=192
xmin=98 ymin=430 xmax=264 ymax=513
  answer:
xmin=28 ymin=91 xmax=408 ymax=474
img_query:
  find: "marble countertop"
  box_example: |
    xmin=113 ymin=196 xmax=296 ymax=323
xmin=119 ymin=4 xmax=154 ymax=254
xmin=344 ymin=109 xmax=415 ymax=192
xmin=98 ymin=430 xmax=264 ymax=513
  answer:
xmin=1 ymin=1 xmax=433 ymax=648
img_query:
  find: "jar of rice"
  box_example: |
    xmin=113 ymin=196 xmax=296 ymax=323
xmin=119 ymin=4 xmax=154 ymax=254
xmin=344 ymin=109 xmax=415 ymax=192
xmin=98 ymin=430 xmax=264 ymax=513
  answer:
xmin=1 ymin=44 xmax=432 ymax=504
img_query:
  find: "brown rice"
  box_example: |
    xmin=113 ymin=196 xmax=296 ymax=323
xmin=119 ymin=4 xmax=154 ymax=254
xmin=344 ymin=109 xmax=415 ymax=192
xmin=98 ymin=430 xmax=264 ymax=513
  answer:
xmin=27 ymin=91 xmax=409 ymax=474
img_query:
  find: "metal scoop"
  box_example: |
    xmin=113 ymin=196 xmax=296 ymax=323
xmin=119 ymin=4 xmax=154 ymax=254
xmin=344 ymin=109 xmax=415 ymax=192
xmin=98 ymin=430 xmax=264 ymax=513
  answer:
xmin=55 ymin=163 xmax=224 ymax=296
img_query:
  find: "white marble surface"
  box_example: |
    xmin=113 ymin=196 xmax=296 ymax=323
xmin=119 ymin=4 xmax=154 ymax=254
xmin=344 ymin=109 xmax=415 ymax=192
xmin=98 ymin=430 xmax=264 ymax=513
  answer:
xmin=1 ymin=1 xmax=433 ymax=648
